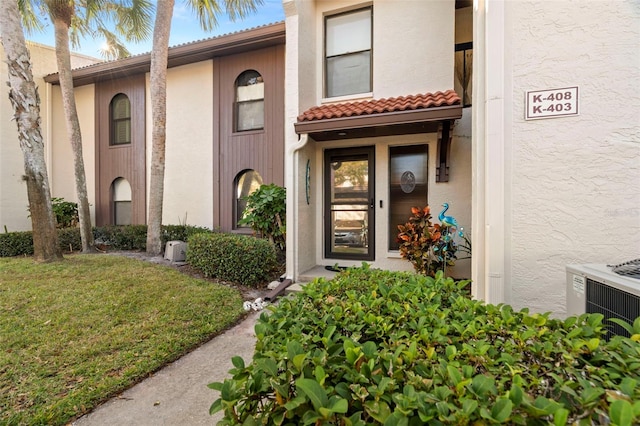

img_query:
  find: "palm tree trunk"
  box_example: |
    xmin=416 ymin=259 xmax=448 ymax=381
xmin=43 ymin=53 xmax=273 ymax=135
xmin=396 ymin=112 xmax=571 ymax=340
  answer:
xmin=146 ymin=0 xmax=175 ymax=255
xmin=52 ymin=16 xmax=95 ymax=253
xmin=0 ymin=0 xmax=62 ymax=262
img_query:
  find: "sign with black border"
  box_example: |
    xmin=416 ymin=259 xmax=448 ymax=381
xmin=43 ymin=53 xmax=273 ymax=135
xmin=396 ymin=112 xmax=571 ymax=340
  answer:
xmin=525 ymin=86 xmax=579 ymax=120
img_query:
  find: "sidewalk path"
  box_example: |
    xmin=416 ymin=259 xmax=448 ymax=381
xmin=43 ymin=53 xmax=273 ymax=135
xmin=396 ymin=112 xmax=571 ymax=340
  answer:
xmin=73 ymin=310 xmax=261 ymax=425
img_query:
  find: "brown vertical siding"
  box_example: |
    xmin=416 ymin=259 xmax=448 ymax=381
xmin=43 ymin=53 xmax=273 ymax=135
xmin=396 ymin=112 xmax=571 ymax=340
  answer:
xmin=213 ymin=44 xmax=285 ymax=231
xmin=95 ymin=75 xmax=146 ymax=226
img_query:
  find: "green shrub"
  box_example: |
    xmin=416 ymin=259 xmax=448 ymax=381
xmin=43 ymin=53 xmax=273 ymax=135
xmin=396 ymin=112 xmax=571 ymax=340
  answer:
xmin=238 ymin=184 xmax=286 ymax=251
xmin=187 ymin=233 xmax=276 ymax=287
xmin=210 ymin=266 xmax=640 ymax=425
xmin=51 ymin=197 xmax=79 ymax=228
xmin=57 ymin=227 xmax=82 ymax=252
xmin=94 ymin=225 xmax=148 ymax=250
xmin=0 ymin=225 xmax=212 ymax=257
xmin=162 ymin=224 xmax=211 ymax=246
xmin=0 ymin=231 xmax=34 ymax=257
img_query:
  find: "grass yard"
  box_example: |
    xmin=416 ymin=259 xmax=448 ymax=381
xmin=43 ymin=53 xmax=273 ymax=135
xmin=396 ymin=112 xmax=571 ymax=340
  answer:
xmin=0 ymin=254 xmax=246 ymax=425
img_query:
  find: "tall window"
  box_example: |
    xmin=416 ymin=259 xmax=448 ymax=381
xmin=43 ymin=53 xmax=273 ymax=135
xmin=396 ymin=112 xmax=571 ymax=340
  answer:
xmin=234 ymin=169 xmax=263 ymax=228
xmin=110 ymin=93 xmax=131 ymax=145
xmin=235 ymin=70 xmax=264 ymax=132
xmin=325 ymin=7 xmax=372 ymax=98
xmin=112 ymin=177 xmax=132 ymax=225
xmin=389 ymin=145 xmax=428 ymax=250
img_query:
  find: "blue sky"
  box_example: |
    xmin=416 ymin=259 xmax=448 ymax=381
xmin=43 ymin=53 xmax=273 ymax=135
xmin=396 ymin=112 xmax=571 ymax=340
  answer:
xmin=25 ymin=0 xmax=285 ymax=58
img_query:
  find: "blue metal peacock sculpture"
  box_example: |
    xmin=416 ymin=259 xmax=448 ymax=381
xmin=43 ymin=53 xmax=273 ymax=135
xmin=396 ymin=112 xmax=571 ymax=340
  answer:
xmin=438 ymin=202 xmax=459 ymax=230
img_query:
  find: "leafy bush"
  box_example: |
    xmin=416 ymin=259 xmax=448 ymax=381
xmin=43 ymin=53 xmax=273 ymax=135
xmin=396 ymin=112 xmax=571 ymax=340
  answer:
xmin=238 ymin=184 xmax=286 ymax=251
xmin=0 ymin=231 xmax=34 ymax=257
xmin=187 ymin=232 xmax=277 ymax=287
xmin=397 ymin=206 xmax=465 ymax=276
xmin=51 ymin=197 xmax=79 ymax=228
xmin=27 ymin=197 xmax=79 ymax=228
xmin=210 ymin=266 xmax=640 ymax=425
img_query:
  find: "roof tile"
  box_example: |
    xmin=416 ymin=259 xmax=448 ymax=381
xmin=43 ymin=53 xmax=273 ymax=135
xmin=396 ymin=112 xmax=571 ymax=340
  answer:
xmin=297 ymin=90 xmax=461 ymax=123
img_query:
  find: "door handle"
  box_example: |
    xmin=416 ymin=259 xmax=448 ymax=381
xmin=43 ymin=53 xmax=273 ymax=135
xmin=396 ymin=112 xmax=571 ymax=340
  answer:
xmin=370 ymin=198 xmax=374 ymax=209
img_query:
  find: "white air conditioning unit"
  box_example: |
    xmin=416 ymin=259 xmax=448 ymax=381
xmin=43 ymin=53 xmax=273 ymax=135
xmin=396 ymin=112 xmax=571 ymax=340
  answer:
xmin=566 ymin=263 xmax=640 ymax=338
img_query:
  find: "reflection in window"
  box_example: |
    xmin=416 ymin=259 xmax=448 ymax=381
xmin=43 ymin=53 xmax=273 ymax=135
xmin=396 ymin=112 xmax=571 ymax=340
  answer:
xmin=110 ymin=93 xmax=131 ymax=145
xmin=325 ymin=7 xmax=372 ymax=98
xmin=234 ymin=170 xmax=263 ymax=228
xmin=389 ymin=145 xmax=428 ymax=250
xmin=455 ymin=43 xmax=473 ymax=106
xmin=112 ymin=177 xmax=132 ymax=225
xmin=235 ymin=70 xmax=264 ymax=132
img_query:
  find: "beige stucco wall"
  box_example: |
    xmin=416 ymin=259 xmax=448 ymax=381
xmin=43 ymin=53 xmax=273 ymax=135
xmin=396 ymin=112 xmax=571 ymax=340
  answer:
xmin=310 ymin=0 xmax=454 ymax=101
xmin=475 ymin=0 xmax=640 ymax=315
xmin=147 ymin=60 xmax=215 ymax=229
xmin=0 ymin=42 xmax=98 ymax=231
xmin=49 ymin=83 xmax=96 ymax=224
xmin=284 ymin=0 xmax=469 ymax=280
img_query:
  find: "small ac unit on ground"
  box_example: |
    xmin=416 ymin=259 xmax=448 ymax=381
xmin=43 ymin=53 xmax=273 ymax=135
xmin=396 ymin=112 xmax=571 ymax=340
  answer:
xmin=164 ymin=240 xmax=187 ymax=262
xmin=566 ymin=263 xmax=640 ymax=338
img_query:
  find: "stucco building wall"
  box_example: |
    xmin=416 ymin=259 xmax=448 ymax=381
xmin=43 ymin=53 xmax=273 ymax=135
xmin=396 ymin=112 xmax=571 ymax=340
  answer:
xmin=158 ymin=61 xmax=215 ymax=228
xmin=49 ymin=84 xmax=97 ymax=224
xmin=285 ymin=0 xmax=470 ymax=280
xmin=508 ymin=1 xmax=640 ymax=315
xmin=0 ymin=42 xmax=98 ymax=232
xmin=475 ymin=0 xmax=640 ymax=316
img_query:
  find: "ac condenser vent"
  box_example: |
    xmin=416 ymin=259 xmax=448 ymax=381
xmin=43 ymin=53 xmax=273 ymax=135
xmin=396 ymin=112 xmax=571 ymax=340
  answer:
xmin=566 ymin=263 xmax=640 ymax=339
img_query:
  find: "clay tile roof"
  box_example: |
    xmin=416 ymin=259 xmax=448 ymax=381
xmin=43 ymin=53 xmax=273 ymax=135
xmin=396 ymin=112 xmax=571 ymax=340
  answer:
xmin=297 ymin=90 xmax=461 ymax=123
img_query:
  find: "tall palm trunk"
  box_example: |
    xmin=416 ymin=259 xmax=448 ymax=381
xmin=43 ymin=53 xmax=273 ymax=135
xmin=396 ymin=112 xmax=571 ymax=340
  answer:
xmin=0 ymin=0 xmax=63 ymax=262
xmin=50 ymin=10 xmax=95 ymax=253
xmin=146 ymin=0 xmax=174 ymax=255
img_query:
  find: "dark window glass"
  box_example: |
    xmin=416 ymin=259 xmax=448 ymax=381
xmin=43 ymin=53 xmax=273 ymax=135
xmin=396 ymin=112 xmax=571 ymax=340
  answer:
xmin=389 ymin=145 xmax=428 ymax=250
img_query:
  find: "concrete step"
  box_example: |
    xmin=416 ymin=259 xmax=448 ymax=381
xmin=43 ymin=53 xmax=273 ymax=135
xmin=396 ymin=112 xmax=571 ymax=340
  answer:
xmin=284 ymin=282 xmax=307 ymax=294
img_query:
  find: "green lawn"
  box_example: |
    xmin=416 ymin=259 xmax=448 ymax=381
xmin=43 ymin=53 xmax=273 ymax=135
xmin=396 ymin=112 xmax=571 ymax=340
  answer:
xmin=0 ymin=254 xmax=246 ymax=425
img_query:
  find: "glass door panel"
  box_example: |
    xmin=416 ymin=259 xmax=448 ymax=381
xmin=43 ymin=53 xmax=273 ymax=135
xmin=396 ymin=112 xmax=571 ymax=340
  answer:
xmin=325 ymin=147 xmax=374 ymax=260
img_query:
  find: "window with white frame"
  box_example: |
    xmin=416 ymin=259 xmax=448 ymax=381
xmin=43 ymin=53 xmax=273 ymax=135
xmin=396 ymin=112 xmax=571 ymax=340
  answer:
xmin=325 ymin=7 xmax=372 ymax=98
xmin=235 ymin=70 xmax=264 ymax=132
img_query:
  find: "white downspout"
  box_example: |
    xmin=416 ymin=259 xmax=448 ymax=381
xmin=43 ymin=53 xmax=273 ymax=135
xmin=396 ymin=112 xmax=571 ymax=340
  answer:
xmin=286 ymin=133 xmax=309 ymax=282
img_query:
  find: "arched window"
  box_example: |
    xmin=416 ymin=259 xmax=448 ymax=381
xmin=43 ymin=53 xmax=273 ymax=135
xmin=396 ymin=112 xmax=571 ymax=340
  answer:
xmin=235 ymin=70 xmax=264 ymax=132
xmin=112 ymin=177 xmax=132 ymax=225
xmin=110 ymin=93 xmax=131 ymax=145
xmin=234 ymin=169 xmax=263 ymax=228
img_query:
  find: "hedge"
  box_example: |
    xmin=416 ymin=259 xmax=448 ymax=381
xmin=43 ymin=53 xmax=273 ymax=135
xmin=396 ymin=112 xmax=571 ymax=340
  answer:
xmin=0 ymin=224 xmax=211 ymax=256
xmin=210 ymin=266 xmax=640 ymax=425
xmin=187 ymin=232 xmax=277 ymax=287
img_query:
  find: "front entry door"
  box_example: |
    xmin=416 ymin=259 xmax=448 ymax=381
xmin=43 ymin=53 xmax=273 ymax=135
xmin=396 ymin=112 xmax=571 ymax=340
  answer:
xmin=324 ymin=147 xmax=375 ymax=261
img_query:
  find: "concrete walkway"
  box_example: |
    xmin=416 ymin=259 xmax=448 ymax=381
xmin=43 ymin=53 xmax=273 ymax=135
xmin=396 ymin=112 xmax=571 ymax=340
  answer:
xmin=72 ymin=310 xmax=261 ymax=425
